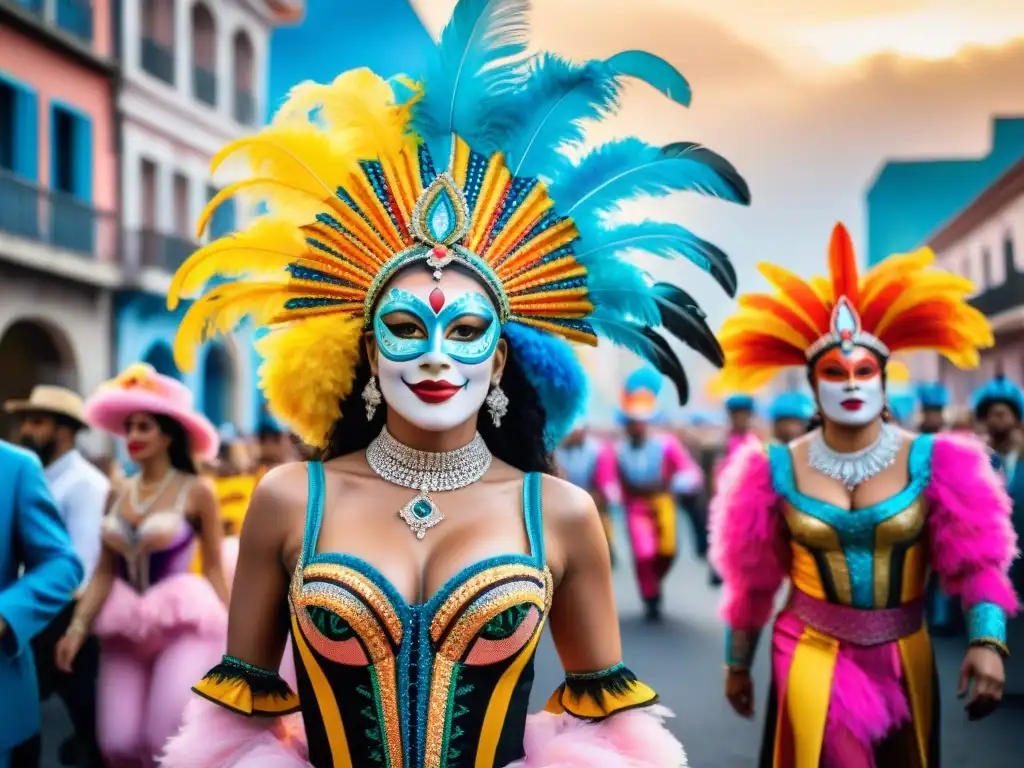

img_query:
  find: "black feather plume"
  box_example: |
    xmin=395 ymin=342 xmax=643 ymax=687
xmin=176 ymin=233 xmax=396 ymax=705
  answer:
xmin=651 ymin=283 xmax=725 ymax=368
xmin=640 ymin=327 xmax=689 ymax=404
xmin=660 ymin=142 xmax=751 ymax=205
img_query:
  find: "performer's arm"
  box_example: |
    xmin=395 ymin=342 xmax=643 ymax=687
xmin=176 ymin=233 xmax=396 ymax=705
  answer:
xmin=539 ymin=476 xmax=686 ymax=766
xmin=708 ymin=442 xmax=787 ymax=670
xmin=162 ymin=463 xmax=308 ymax=767
xmin=925 ymin=433 xmax=1019 ymax=655
xmin=664 ymin=434 xmax=703 ymax=495
xmin=191 ymin=477 xmax=230 ymax=605
xmin=593 ymin=441 xmax=623 ymax=506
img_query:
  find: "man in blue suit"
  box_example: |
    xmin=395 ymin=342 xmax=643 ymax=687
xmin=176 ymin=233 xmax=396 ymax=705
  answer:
xmin=0 ymin=440 xmax=83 ymax=767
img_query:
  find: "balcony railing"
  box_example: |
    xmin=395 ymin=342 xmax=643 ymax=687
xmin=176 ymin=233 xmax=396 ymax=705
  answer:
xmin=141 ymin=37 xmax=175 ymax=84
xmin=10 ymin=0 xmax=44 ymax=15
xmin=0 ymin=168 xmax=116 ymax=261
xmin=193 ymin=66 xmax=217 ymax=106
xmin=233 ymin=88 xmax=255 ymax=125
xmin=56 ymin=0 xmax=93 ymax=43
xmin=128 ymin=228 xmax=197 ymax=274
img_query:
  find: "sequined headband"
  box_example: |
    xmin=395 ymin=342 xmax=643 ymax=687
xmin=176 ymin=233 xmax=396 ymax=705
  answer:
xmin=804 ymin=297 xmax=890 ymax=362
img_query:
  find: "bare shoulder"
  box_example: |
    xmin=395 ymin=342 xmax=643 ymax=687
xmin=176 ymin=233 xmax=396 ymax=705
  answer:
xmin=187 ymin=474 xmax=217 ymax=505
xmin=246 ymin=461 xmax=310 ymax=533
xmin=539 ymin=472 xmax=600 ymax=529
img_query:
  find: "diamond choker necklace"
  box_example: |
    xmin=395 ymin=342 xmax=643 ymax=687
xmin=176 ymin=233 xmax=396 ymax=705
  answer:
xmin=808 ymin=421 xmax=901 ymax=491
xmin=365 ymin=427 xmax=492 ymax=540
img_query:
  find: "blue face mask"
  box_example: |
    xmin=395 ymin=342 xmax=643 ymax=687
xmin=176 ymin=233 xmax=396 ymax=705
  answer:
xmin=373 ymin=288 xmax=501 ymax=365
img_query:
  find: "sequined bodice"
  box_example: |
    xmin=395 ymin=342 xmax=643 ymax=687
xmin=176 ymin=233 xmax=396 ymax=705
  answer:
xmin=288 ymin=463 xmax=552 ymax=768
xmin=769 ymin=435 xmax=934 ymax=609
xmin=101 ymin=479 xmax=196 ymax=591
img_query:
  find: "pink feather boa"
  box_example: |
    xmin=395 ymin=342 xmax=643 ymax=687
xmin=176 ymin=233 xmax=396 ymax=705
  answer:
xmin=93 ymin=574 xmax=228 ymax=652
xmin=925 ymin=433 xmax=1020 ymax=614
xmin=160 ymin=699 xmax=687 ymax=767
xmin=707 ymin=441 xmax=787 ymax=629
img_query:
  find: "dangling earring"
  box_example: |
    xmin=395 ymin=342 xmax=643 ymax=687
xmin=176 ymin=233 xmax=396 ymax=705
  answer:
xmin=362 ymin=376 xmax=382 ymax=421
xmin=486 ymin=385 xmax=509 ymax=427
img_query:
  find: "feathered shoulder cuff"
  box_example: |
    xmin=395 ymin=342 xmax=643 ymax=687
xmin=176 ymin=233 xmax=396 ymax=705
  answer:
xmin=192 ymin=655 xmax=300 ymax=717
xmin=544 ymin=663 xmax=658 ymax=721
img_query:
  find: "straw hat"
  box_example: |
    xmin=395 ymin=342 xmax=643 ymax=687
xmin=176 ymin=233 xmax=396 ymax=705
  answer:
xmin=4 ymin=385 xmax=88 ymax=429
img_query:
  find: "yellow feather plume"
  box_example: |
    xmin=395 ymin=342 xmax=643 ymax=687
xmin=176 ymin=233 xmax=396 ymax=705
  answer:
xmin=169 ymin=219 xmax=306 ymax=310
xmin=174 ymin=283 xmax=301 ymax=372
xmin=256 ymin=315 xmax=364 ymax=448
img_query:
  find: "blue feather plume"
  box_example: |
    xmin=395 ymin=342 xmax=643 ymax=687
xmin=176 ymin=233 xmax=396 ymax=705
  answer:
xmin=574 ymin=220 xmax=737 ymax=296
xmin=548 ymin=138 xmax=750 ymax=226
xmin=583 ymin=257 xmax=659 ymax=327
xmin=502 ymin=50 xmax=692 ymax=180
xmin=413 ymin=0 xmax=531 ymax=159
xmin=504 ymin=322 xmax=587 ymax=449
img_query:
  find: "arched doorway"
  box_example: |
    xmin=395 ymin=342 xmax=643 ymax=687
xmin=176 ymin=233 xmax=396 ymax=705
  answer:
xmin=0 ymin=319 xmax=78 ymax=440
xmin=202 ymin=343 xmax=233 ymax=428
xmin=143 ymin=341 xmax=183 ymax=381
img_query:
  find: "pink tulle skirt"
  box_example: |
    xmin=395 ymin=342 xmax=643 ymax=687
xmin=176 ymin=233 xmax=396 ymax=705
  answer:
xmin=160 ymin=699 xmax=687 ymax=767
xmin=94 ymin=574 xmax=228 ymax=657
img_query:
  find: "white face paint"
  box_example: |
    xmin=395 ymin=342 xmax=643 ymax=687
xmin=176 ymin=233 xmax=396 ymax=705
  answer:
xmin=813 ymin=347 xmax=886 ymax=427
xmin=372 ymin=267 xmax=501 ymax=433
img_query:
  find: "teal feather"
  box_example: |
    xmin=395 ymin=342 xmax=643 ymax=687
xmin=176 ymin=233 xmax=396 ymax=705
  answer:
xmin=413 ymin=0 xmax=531 ymax=160
xmin=583 ymin=258 xmax=659 ymax=326
xmin=549 ymin=138 xmax=750 ymax=224
xmin=503 ymin=50 xmax=691 ymax=180
xmin=574 ymin=220 xmax=737 ymax=297
xmin=603 ymin=50 xmax=691 ymax=108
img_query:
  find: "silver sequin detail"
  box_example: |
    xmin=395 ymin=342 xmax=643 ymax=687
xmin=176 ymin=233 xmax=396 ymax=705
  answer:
xmin=808 ymin=422 xmax=901 ymax=491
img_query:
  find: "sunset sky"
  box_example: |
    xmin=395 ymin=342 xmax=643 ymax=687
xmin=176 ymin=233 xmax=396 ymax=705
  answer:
xmin=405 ymin=1 xmax=1024 ymax=409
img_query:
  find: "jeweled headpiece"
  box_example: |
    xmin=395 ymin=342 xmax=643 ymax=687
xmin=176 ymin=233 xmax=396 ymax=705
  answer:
xmin=167 ymin=0 xmax=749 ymax=446
xmin=712 ymin=222 xmax=993 ymax=394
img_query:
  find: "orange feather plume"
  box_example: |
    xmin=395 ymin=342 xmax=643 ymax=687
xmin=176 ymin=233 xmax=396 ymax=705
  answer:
xmin=711 ymin=222 xmax=993 ymax=394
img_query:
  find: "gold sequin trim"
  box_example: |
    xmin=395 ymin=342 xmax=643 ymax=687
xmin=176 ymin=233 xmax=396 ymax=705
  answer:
xmin=424 ymin=656 xmax=457 ymax=768
xmin=430 ymin=564 xmax=549 ymax=640
xmin=294 ymin=582 xmax=390 ymax=663
xmin=440 ymin=580 xmax=547 ymax=661
xmin=373 ymin=657 xmax=405 ymax=768
xmin=303 ymin=562 xmax=404 ymax=644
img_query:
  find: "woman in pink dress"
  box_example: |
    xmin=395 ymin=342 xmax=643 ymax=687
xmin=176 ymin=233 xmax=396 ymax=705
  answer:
xmin=54 ymin=363 xmax=228 ymax=766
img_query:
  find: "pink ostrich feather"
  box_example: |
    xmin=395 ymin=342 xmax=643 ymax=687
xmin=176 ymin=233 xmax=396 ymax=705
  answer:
xmin=159 ymin=700 xmax=685 ymax=767
xmin=708 ymin=441 xmax=788 ymax=629
xmin=925 ymin=433 xmax=1020 ymax=614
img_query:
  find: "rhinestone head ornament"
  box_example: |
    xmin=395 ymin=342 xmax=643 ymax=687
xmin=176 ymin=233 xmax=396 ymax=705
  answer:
xmin=365 ymin=427 xmax=492 ymax=540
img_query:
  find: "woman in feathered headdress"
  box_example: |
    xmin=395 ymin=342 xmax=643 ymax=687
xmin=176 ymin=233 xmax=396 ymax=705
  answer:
xmin=594 ymin=368 xmax=704 ymax=622
xmin=708 ymin=223 xmax=1017 ymax=766
xmin=159 ymin=1 xmax=749 ymax=765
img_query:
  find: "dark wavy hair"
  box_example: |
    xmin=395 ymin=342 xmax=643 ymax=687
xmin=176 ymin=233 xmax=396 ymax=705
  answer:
xmin=320 ymin=338 xmax=553 ymax=473
xmin=151 ymin=413 xmax=199 ymax=475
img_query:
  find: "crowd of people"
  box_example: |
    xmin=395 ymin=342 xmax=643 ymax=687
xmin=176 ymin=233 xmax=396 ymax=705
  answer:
xmin=1 ymin=0 xmax=1021 ymax=766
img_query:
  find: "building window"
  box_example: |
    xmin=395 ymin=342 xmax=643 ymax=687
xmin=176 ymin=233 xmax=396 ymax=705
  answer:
xmin=0 ymin=82 xmax=14 ymax=171
xmin=207 ymin=183 xmax=235 ymax=239
xmin=141 ymin=0 xmax=175 ymax=84
xmin=1006 ymin=234 xmax=1017 ymax=276
xmin=56 ymin=0 xmax=94 ymax=44
xmin=232 ymin=29 xmax=255 ymax=125
xmin=191 ymin=3 xmax=217 ymax=106
xmin=52 ymin=108 xmax=77 ymax=194
xmin=140 ymin=158 xmax=158 ymax=230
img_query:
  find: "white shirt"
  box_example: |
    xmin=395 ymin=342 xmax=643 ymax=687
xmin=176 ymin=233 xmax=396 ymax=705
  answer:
xmin=44 ymin=449 xmax=109 ymax=583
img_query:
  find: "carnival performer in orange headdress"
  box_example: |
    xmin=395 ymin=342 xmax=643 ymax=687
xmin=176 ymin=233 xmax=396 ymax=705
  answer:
xmin=709 ymin=224 xmax=1018 ymax=767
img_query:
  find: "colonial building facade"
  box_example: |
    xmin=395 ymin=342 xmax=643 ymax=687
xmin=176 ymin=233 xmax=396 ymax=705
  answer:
xmin=115 ymin=0 xmax=302 ymax=432
xmin=0 ymin=0 xmax=120 ymax=447
xmin=907 ymin=158 xmax=1024 ymax=407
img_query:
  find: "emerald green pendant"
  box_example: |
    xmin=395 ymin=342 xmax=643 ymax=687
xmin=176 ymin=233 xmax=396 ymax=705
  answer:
xmin=398 ymin=489 xmax=444 ymax=540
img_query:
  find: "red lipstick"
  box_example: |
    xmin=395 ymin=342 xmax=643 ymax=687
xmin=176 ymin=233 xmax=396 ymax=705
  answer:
xmin=840 ymin=399 xmax=863 ymax=412
xmin=405 ymin=379 xmax=463 ymax=404
xmin=127 ymin=440 xmax=146 ymax=455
